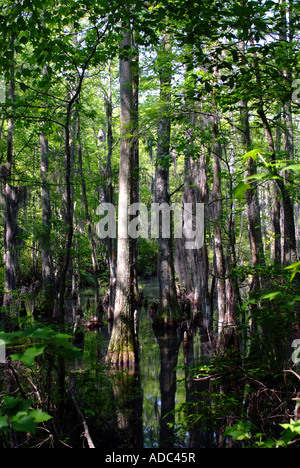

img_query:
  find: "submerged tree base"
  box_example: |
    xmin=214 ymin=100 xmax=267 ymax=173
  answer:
xmin=106 ymin=348 xmax=137 ymax=371
xmin=106 ymin=311 xmax=139 ymax=370
xmin=151 ymin=304 xmax=183 ymax=331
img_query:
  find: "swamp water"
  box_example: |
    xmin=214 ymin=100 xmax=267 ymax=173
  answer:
xmin=73 ymin=277 xmax=205 ymax=448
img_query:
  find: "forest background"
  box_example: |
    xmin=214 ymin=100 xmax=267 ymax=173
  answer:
xmin=0 ymin=0 xmax=300 ymax=449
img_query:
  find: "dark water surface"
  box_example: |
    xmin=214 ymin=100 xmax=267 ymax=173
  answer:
xmin=73 ymin=277 xmax=204 ymax=448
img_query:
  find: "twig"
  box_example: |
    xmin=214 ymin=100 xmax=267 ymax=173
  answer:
xmin=7 ymin=361 xmax=27 ymax=400
xmin=283 ymin=369 xmax=300 ymax=382
xmin=71 ymin=392 xmax=95 ymax=449
xmin=169 ymin=183 xmax=184 ymax=198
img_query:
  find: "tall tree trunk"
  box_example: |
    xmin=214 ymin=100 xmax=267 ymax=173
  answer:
xmin=197 ymin=147 xmax=211 ymax=333
xmin=131 ymin=31 xmax=140 ymax=306
xmin=251 ymin=35 xmax=297 ymax=265
xmin=39 ymin=63 xmax=55 ymax=315
xmin=104 ymin=61 xmax=116 ymax=321
xmin=279 ymin=0 xmax=296 ymax=264
xmin=175 ymin=116 xmax=201 ymax=310
xmin=240 ymin=99 xmax=265 ymax=355
xmin=58 ymin=106 xmax=74 ymax=332
xmin=274 ymin=112 xmax=282 ymax=265
xmin=154 ymin=34 xmax=181 ymax=328
xmin=106 ymin=29 xmax=137 ymax=368
xmin=56 ymin=34 xmax=100 ymax=331
xmin=1 ymin=45 xmax=20 ymax=328
xmin=40 ymin=130 xmax=55 ymax=315
xmin=223 ymin=130 xmax=241 ymax=353
xmin=257 ymin=107 xmax=297 ymax=264
xmin=76 ymin=111 xmax=101 ymax=317
xmin=210 ymin=114 xmax=226 ymax=348
xmin=241 ymin=102 xmax=265 ymax=270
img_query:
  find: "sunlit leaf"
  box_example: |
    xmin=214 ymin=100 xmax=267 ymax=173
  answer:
xmin=282 ymin=164 xmax=300 ymax=173
xmin=30 ymin=409 xmax=52 ymax=423
xmin=232 ymin=181 xmax=251 ymax=201
xmin=242 ymin=148 xmax=261 ymax=164
xmin=224 ymin=422 xmax=251 ymax=441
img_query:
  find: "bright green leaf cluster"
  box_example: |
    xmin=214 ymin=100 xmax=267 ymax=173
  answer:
xmin=0 ymin=396 xmax=52 ymax=435
xmin=225 ymin=418 xmax=300 ymax=448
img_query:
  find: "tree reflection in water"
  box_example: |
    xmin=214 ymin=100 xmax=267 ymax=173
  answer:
xmin=109 ymin=362 xmax=144 ymax=448
xmin=153 ymin=326 xmax=183 ymax=448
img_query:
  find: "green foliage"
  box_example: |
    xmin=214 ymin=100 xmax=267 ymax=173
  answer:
xmin=0 ymin=396 xmax=51 ymax=435
xmin=0 ymin=324 xmax=120 ymax=448
xmin=137 ymin=238 xmax=158 ymax=278
xmin=224 ymin=422 xmax=251 ymax=442
xmin=232 ymin=181 xmax=251 ymax=202
xmin=224 ymin=418 xmax=300 ymax=448
xmin=0 ymin=0 xmax=299 ymax=449
xmin=0 ymin=326 xmax=82 ymax=366
xmin=286 ymin=261 xmax=300 ymax=282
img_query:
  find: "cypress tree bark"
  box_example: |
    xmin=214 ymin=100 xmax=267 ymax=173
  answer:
xmin=251 ymin=36 xmax=297 ymax=265
xmin=40 ymin=130 xmax=55 ymax=314
xmin=77 ymin=111 xmax=101 ymax=316
xmin=1 ymin=45 xmax=20 ymax=328
xmin=240 ymin=99 xmax=265 ymax=355
xmin=56 ymin=32 xmax=101 ymax=331
xmin=106 ymin=29 xmax=137 ymax=368
xmin=210 ymin=115 xmax=226 ymax=348
xmin=132 ymin=30 xmax=140 ymax=306
xmin=257 ymin=107 xmax=297 ymax=265
xmin=241 ymin=102 xmax=265 ymax=270
xmin=175 ymin=115 xmax=201 ymax=306
xmin=104 ymin=62 xmax=116 ymax=322
xmin=57 ymin=106 xmax=74 ymax=332
xmin=154 ymin=34 xmax=181 ymax=329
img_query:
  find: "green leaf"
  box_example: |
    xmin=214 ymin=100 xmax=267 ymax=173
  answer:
xmin=0 ymin=416 xmax=9 ymax=432
xmin=242 ymin=148 xmax=261 ymax=164
xmin=30 ymin=409 xmax=52 ymax=423
xmin=282 ymin=164 xmax=300 ymax=173
xmin=232 ymin=181 xmax=251 ymax=201
xmin=247 ymin=172 xmax=282 ymax=181
xmin=22 ymin=68 xmax=32 ymax=78
xmin=224 ymin=421 xmax=251 ymax=441
xmin=261 ymin=291 xmax=282 ymax=301
xmin=11 ymin=346 xmax=46 ymax=366
xmin=30 ymin=327 xmax=53 ymax=339
xmin=285 ymin=261 xmax=300 ymax=281
xmin=3 ymin=396 xmax=22 ymax=410
xmin=255 ymin=438 xmax=276 ymax=448
xmin=3 ymin=397 xmax=31 ymax=416
xmin=11 ymin=413 xmax=36 ymax=434
xmin=280 ymin=419 xmax=300 ymax=434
